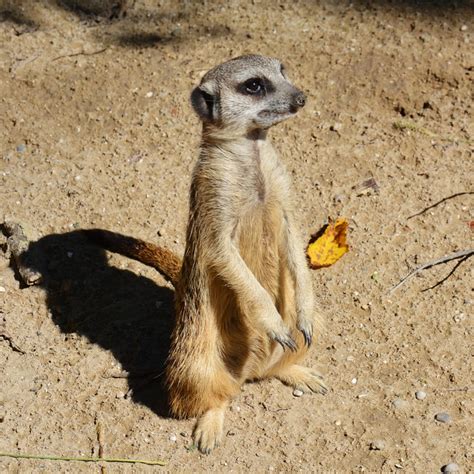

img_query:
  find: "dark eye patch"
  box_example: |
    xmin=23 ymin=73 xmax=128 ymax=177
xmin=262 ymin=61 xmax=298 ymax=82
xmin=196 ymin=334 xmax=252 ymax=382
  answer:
xmin=237 ymin=77 xmax=275 ymax=96
xmin=280 ymin=64 xmax=286 ymax=76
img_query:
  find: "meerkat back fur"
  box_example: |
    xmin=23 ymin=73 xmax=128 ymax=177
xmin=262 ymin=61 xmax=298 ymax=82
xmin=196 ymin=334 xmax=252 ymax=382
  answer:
xmin=86 ymin=54 xmax=326 ymax=454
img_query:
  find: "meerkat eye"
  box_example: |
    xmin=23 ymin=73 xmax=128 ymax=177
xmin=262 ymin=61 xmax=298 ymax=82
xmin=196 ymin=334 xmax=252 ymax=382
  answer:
xmin=243 ymin=78 xmax=265 ymax=95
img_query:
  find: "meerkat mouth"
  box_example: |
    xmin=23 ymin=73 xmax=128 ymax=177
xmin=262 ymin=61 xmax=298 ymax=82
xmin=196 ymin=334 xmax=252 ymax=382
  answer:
xmin=258 ymin=109 xmax=295 ymax=118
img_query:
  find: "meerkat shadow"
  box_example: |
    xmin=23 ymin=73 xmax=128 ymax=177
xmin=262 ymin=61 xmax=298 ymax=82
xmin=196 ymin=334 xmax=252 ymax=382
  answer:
xmin=23 ymin=229 xmax=174 ymax=418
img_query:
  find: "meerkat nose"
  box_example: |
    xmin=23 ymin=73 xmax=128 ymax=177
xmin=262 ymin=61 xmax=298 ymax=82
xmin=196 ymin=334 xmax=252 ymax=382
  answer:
xmin=293 ymin=91 xmax=306 ymax=109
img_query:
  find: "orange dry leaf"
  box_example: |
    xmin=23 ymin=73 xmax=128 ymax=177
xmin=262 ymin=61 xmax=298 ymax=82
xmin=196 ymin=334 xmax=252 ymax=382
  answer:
xmin=307 ymin=218 xmax=349 ymax=269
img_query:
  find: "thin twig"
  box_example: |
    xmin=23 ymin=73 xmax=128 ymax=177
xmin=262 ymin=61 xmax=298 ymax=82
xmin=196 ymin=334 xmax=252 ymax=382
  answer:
xmin=0 ymin=320 xmax=26 ymax=354
xmin=407 ymin=191 xmax=474 ymax=220
xmin=52 ymin=47 xmax=108 ymax=62
xmin=0 ymin=331 xmax=26 ymax=354
xmin=0 ymin=452 xmax=165 ymax=466
xmin=103 ymin=368 xmax=161 ymax=379
xmin=435 ymin=386 xmax=473 ymax=393
xmin=388 ymin=249 xmax=474 ymax=293
xmin=393 ymin=120 xmax=473 ymax=145
xmin=95 ymin=417 xmax=106 ymax=474
xmin=421 ymin=255 xmax=470 ymax=292
xmin=10 ymin=54 xmax=41 ymax=74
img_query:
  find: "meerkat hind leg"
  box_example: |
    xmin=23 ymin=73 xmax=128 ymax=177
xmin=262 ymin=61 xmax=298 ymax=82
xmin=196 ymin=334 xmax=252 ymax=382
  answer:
xmin=193 ymin=402 xmax=228 ymax=454
xmin=275 ymin=364 xmax=328 ymax=395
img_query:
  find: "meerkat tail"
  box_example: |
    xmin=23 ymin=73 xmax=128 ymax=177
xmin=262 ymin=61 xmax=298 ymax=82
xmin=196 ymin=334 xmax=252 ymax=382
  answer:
xmin=83 ymin=229 xmax=182 ymax=287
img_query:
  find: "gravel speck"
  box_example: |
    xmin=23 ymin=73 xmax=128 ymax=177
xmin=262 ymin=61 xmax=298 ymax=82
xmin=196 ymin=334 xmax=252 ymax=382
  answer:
xmin=442 ymin=463 xmax=460 ymax=472
xmin=369 ymin=439 xmax=385 ymax=450
xmin=169 ymin=434 xmax=177 ymax=442
xmin=16 ymin=144 xmax=26 ymax=152
xmin=392 ymin=398 xmax=408 ymax=409
xmin=435 ymin=412 xmax=451 ymax=423
xmin=415 ymin=390 xmax=427 ymax=400
xmin=293 ymin=389 xmax=304 ymax=397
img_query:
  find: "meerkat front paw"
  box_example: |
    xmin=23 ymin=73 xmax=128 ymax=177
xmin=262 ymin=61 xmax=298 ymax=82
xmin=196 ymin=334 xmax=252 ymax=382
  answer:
xmin=296 ymin=317 xmax=313 ymax=347
xmin=269 ymin=329 xmax=298 ymax=352
xmin=295 ymin=293 xmax=316 ymax=347
xmin=255 ymin=303 xmax=298 ymax=351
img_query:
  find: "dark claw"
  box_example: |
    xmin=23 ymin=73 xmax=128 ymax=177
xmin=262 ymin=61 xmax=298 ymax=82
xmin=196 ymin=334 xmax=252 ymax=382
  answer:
xmin=301 ymin=328 xmax=312 ymax=347
xmin=274 ymin=336 xmax=287 ymax=351
xmin=287 ymin=337 xmax=298 ymax=352
xmin=274 ymin=334 xmax=297 ymax=352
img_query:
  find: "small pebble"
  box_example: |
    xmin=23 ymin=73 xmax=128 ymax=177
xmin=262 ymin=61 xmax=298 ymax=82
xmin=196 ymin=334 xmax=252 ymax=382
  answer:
xmin=351 ymin=378 xmax=358 ymax=385
xmin=67 ymin=251 xmax=73 ymax=258
xmin=442 ymin=462 xmax=460 ymax=472
xmin=392 ymin=398 xmax=408 ymax=409
xmin=369 ymin=439 xmax=385 ymax=451
xmin=0 ymin=286 xmax=5 ymax=293
xmin=169 ymin=434 xmax=177 ymax=442
xmin=415 ymin=390 xmax=427 ymax=400
xmin=334 ymin=420 xmax=342 ymax=426
xmin=453 ymin=313 xmax=465 ymax=323
xmin=146 ymin=91 xmax=154 ymax=98
xmin=293 ymin=389 xmax=304 ymax=397
xmin=115 ymin=391 xmax=126 ymax=399
xmin=16 ymin=144 xmax=26 ymax=152
xmin=435 ymin=412 xmax=451 ymax=423
xmin=460 ymin=24 xmax=467 ymax=31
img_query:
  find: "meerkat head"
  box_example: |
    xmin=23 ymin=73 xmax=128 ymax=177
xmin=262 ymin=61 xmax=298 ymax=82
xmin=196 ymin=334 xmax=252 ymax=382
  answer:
xmin=191 ymin=55 xmax=306 ymax=135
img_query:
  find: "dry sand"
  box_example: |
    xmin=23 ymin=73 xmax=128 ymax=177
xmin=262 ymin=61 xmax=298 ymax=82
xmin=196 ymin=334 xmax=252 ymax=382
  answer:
xmin=0 ymin=0 xmax=473 ymax=472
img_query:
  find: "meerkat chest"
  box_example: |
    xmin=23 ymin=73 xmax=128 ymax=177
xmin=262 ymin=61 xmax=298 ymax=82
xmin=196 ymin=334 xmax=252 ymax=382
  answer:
xmin=252 ymin=148 xmax=290 ymax=210
xmin=236 ymin=151 xmax=290 ymax=244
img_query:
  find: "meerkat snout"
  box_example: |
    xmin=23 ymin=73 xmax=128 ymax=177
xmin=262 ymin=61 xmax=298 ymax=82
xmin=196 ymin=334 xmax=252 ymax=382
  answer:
xmin=294 ymin=91 xmax=306 ymax=108
xmin=290 ymin=91 xmax=306 ymax=113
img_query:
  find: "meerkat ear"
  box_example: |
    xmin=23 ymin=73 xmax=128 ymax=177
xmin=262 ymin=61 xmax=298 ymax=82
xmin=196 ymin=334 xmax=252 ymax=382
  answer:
xmin=191 ymin=82 xmax=217 ymax=122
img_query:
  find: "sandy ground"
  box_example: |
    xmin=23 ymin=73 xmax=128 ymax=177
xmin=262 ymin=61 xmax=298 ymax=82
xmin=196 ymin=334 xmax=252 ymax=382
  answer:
xmin=1 ymin=0 xmax=473 ymax=472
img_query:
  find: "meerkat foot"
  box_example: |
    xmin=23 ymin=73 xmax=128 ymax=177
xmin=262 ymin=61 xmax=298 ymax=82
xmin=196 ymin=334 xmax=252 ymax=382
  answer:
xmin=276 ymin=364 xmax=328 ymax=395
xmin=193 ymin=405 xmax=227 ymax=454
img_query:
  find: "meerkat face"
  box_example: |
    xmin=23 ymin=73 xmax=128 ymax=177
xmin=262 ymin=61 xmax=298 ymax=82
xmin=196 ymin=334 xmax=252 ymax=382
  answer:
xmin=191 ymin=55 xmax=306 ymax=133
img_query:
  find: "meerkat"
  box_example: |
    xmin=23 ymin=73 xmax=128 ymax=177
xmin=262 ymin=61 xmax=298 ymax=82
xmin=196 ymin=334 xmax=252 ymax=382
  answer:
xmin=86 ymin=54 xmax=327 ymax=454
